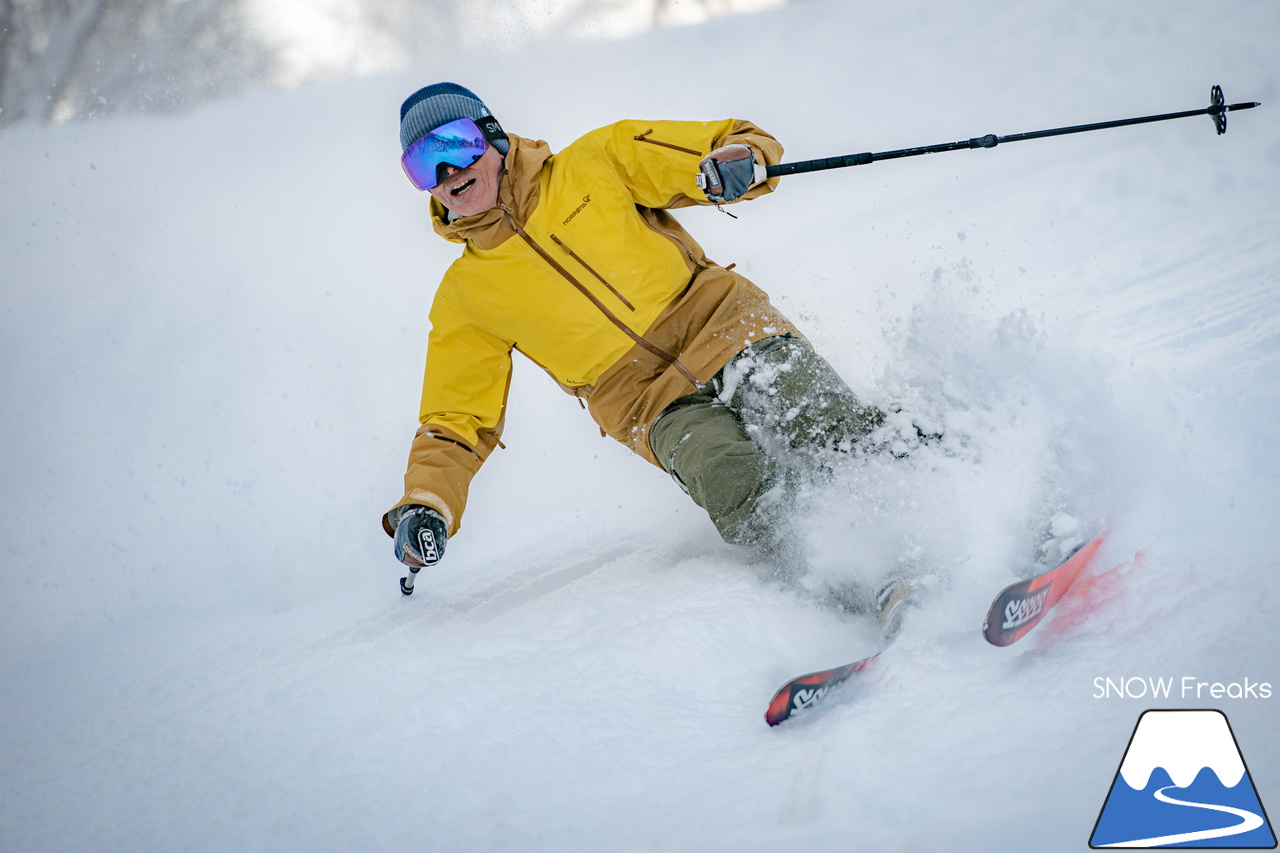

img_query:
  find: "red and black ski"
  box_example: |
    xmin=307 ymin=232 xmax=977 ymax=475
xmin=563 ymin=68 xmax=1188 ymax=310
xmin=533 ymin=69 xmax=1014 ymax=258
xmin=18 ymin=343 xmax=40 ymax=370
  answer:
xmin=765 ymin=653 xmax=881 ymax=726
xmin=981 ymin=534 xmax=1105 ymax=646
xmin=765 ymin=534 xmax=1110 ymax=726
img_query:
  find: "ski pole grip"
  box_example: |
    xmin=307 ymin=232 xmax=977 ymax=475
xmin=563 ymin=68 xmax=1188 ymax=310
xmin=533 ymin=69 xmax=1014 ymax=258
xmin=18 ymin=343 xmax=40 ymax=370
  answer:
xmin=766 ymin=152 xmax=873 ymax=178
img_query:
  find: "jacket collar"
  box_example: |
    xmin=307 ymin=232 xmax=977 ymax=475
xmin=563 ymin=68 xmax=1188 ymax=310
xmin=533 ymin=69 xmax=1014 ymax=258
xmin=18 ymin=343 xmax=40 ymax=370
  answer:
xmin=430 ymin=134 xmax=552 ymax=250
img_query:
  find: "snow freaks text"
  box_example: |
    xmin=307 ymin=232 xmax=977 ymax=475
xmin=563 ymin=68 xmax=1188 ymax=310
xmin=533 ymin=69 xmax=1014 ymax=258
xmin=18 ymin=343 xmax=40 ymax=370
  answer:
xmin=1092 ymin=676 xmax=1273 ymax=700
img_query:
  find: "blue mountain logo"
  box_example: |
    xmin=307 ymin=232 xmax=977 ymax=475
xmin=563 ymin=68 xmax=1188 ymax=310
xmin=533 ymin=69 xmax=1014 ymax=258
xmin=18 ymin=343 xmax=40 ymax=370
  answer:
xmin=1091 ymin=709 xmax=1276 ymax=848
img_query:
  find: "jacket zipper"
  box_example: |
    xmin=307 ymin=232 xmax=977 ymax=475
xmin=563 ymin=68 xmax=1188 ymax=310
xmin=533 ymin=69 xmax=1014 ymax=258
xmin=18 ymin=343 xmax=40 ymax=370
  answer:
xmin=633 ymin=129 xmax=702 ymax=157
xmin=501 ymin=205 xmax=698 ymax=387
xmin=631 ymin=132 xmax=719 ymax=267
xmin=549 ymin=234 xmax=636 ymax=312
xmin=644 ymin=215 xmax=704 ymax=269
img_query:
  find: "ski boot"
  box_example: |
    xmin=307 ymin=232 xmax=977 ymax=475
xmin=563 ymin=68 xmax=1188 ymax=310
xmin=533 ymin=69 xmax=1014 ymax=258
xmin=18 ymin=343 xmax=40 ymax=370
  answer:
xmin=874 ymin=573 xmax=919 ymax=640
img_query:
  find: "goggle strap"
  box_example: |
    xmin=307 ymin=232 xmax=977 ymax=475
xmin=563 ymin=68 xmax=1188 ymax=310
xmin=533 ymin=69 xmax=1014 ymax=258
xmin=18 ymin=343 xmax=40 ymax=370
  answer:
xmin=475 ymin=115 xmax=508 ymax=148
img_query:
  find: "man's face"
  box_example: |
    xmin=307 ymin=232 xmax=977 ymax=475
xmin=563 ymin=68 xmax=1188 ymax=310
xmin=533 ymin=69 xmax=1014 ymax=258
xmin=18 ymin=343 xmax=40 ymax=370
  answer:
xmin=429 ymin=145 xmax=504 ymax=218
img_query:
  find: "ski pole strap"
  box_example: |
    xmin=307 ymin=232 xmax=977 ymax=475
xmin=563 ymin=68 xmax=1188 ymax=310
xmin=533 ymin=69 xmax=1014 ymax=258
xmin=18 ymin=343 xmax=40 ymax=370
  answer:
xmin=765 ymin=85 xmax=1260 ymax=179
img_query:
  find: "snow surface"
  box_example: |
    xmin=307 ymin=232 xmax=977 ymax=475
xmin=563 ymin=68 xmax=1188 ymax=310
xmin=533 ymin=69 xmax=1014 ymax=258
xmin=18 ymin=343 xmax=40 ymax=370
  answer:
xmin=2 ymin=1 xmax=1279 ymax=851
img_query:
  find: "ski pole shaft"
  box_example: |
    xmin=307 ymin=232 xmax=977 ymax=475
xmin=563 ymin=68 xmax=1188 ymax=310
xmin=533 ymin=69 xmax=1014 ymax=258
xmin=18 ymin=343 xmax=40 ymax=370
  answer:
xmin=765 ymin=85 xmax=1260 ymax=179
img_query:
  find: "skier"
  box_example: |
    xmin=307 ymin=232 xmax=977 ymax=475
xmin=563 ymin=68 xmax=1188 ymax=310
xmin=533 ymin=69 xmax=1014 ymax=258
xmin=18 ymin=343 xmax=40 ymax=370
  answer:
xmin=383 ymin=83 xmax=906 ymax=625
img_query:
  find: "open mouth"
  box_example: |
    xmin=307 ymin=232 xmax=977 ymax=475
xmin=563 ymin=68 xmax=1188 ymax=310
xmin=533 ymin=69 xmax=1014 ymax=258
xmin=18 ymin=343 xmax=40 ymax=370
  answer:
xmin=450 ymin=177 xmax=476 ymax=197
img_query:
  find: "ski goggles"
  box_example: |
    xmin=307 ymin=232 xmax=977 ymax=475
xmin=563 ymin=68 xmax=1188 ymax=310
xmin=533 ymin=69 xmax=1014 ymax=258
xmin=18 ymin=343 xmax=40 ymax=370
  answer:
xmin=401 ymin=116 xmax=494 ymax=191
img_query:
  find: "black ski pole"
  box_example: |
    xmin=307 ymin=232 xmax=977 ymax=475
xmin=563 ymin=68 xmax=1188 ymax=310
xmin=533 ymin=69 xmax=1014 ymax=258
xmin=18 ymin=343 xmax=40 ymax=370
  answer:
xmin=766 ymin=85 xmax=1260 ymax=179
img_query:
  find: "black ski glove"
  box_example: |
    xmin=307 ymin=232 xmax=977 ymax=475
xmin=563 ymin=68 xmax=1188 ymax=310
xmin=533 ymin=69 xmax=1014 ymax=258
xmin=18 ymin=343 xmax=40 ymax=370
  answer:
xmin=697 ymin=144 xmax=765 ymax=203
xmin=392 ymin=504 xmax=448 ymax=569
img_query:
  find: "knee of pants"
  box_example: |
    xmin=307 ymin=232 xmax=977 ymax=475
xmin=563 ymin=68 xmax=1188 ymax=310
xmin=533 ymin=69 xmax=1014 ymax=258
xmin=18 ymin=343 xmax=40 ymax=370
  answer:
xmin=673 ymin=433 xmax=774 ymax=519
xmin=649 ymin=402 xmax=775 ymax=523
xmin=729 ymin=338 xmax=883 ymax=451
xmin=785 ymin=390 xmax=885 ymax=450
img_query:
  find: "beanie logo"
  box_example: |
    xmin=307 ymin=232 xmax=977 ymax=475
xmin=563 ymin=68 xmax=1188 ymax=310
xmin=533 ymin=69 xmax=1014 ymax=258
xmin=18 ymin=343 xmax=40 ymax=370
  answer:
xmin=562 ymin=195 xmax=592 ymax=226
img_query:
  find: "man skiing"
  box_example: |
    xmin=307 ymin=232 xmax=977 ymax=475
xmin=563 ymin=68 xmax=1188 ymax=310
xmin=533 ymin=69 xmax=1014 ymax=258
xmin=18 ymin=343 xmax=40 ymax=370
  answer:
xmin=384 ymin=83 xmax=899 ymax=620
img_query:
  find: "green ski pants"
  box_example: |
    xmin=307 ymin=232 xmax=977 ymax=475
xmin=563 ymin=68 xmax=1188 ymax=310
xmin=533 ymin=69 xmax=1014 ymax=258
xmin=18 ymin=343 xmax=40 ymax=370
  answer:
xmin=647 ymin=335 xmax=883 ymax=548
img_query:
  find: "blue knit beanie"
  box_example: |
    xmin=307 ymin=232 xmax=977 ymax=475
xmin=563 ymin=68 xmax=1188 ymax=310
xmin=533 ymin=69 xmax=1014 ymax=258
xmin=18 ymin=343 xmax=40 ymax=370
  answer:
xmin=399 ymin=82 xmax=510 ymax=156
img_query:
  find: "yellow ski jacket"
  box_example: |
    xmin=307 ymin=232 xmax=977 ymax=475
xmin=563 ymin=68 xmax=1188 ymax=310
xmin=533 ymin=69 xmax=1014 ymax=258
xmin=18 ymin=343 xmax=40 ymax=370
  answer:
xmin=385 ymin=119 xmax=799 ymax=537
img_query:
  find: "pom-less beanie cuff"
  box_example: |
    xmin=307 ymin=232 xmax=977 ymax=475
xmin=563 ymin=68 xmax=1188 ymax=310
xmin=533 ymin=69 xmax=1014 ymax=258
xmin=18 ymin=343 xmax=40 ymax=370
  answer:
xmin=399 ymin=82 xmax=510 ymax=155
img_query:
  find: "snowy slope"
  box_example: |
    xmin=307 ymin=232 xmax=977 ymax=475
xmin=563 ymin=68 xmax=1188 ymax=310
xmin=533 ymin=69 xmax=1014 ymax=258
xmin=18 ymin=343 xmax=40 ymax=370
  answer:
xmin=2 ymin=1 xmax=1279 ymax=851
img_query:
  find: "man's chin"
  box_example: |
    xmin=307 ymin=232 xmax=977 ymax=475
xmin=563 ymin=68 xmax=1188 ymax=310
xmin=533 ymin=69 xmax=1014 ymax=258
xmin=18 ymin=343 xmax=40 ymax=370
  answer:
xmin=448 ymin=195 xmax=498 ymax=218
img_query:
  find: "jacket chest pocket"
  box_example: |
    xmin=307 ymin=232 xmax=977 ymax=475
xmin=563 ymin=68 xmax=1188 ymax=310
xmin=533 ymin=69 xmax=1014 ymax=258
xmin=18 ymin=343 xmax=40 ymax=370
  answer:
xmin=549 ymin=234 xmax=635 ymax=313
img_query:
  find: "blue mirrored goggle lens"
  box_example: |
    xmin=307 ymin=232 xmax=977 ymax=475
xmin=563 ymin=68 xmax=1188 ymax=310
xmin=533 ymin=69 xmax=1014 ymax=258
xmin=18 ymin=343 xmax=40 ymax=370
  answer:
xmin=401 ymin=117 xmax=489 ymax=191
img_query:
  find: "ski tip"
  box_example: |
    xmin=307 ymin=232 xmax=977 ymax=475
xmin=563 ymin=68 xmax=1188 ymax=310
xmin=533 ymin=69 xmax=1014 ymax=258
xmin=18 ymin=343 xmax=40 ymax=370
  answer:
xmin=765 ymin=692 xmax=792 ymax=727
xmin=764 ymin=677 xmax=823 ymax=727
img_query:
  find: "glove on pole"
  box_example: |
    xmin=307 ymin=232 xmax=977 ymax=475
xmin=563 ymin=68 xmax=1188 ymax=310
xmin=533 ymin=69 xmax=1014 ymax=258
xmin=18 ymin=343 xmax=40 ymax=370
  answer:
xmin=393 ymin=505 xmax=448 ymax=595
xmin=766 ymin=85 xmax=1260 ymax=179
xmin=697 ymin=144 xmax=769 ymax=203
